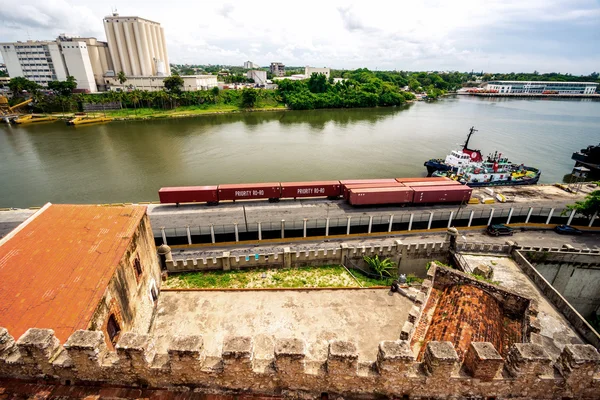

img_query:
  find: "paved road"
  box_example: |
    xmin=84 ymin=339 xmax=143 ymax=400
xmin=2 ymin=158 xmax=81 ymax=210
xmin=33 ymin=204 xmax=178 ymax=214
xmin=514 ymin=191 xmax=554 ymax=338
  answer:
xmin=170 ymin=229 xmax=600 ymax=261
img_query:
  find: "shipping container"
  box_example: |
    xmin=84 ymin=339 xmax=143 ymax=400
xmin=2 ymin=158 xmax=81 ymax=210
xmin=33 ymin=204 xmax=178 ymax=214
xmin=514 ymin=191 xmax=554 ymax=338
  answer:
xmin=342 ymin=182 xmax=404 ymax=200
xmin=280 ymin=181 xmax=341 ymax=198
xmin=412 ymin=185 xmax=472 ymax=204
xmin=158 ymin=186 xmax=218 ymax=204
xmin=340 ymin=178 xmax=398 ymax=199
xmin=348 ymin=187 xmax=414 ymax=206
xmin=395 ymin=177 xmax=452 ymax=183
xmin=402 ymin=180 xmax=462 ymax=187
xmin=217 ymin=183 xmax=281 ymax=201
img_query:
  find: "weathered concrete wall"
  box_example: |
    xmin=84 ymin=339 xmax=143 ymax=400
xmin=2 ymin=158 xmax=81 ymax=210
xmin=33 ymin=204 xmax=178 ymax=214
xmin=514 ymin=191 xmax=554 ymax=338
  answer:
xmin=89 ymin=215 xmax=162 ymax=348
xmin=166 ymin=240 xmax=451 ymax=278
xmin=513 ymin=250 xmax=600 ymax=349
xmin=534 ymin=263 xmax=600 ymax=318
xmin=0 ymin=327 xmax=598 ymax=399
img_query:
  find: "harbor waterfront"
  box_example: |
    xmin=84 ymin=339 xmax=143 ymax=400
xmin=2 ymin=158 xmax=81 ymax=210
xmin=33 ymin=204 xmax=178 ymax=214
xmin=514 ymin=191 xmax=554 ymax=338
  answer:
xmin=0 ymin=96 xmax=599 ymax=208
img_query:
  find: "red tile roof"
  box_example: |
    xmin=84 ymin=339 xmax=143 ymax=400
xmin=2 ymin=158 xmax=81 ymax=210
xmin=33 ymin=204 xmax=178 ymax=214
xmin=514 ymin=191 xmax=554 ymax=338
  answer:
xmin=0 ymin=204 xmax=146 ymax=343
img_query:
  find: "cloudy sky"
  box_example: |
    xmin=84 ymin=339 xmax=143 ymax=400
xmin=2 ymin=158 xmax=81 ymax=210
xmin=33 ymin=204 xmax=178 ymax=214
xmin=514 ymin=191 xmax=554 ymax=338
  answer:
xmin=1 ymin=0 xmax=599 ymax=74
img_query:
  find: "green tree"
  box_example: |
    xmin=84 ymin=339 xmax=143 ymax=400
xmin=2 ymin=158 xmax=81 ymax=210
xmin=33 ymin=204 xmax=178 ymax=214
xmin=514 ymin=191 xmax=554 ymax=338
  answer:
xmin=8 ymin=77 xmax=39 ymax=93
xmin=117 ymin=71 xmax=127 ymax=85
xmin=48 ymin=76 xmax=77 ymax=96
xmin=241 ymin=88 xmax=258 ymax=108
xmin=307 ymin=73 xmax=328 ymax=93
xmin=566 ymin=190 xmax=600 ymax=220
xmin=409 ymin=79 xmax=421 ymax=92
xmin=163 ymin=75 xmax=184 ymax=93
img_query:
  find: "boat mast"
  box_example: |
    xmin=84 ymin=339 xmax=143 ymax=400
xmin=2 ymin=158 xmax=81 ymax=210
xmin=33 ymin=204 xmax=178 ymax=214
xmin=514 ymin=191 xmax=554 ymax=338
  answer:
xmin=463 ymin=126 xmax=478 ymax=150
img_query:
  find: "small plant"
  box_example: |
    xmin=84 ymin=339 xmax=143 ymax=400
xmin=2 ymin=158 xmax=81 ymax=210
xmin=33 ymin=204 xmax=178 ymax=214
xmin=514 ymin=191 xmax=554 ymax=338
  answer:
xmin=406 ymin=273 xmax=424 ymax=285
xmin=426 ymin=260 xmax=452 ymax=271
xmin=363 ymin=255 xmax=396 ymax=279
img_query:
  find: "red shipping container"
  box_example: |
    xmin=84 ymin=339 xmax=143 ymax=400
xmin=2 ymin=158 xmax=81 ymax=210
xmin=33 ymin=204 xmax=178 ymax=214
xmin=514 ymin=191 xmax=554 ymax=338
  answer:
xmin=348 ymin=187 xmax=414 ymax=206
xmin=280 ymin=181 xmax=341 ymax=198
xmin=403 ymin=180 xmax=462 ymax=187
xmin=342 ymin=182 xmax=404 ymax=199
xmin=395 ymin=177 xmax=452 ymax=183
xmin=158 ymin=186 xmax=218 ymax=204
xmin=340 ymin=179 xmax=398 ymax=198
xmin=218 ymin=183 xmax=281 ymax=201
xmin=412 ymin=185 xmax=472 ymax=204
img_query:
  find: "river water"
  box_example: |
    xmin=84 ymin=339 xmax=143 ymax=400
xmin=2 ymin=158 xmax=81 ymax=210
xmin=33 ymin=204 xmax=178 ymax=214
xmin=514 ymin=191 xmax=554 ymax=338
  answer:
xmin=1 ymin=96 xmax=598 ymax=207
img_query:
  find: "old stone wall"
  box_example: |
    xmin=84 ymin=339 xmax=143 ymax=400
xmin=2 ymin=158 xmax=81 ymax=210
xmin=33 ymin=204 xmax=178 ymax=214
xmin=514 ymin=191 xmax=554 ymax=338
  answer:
xmin=0 ymin=327 xmax=598 ymax=399
xmin=166 ymin=240 xmax=450 ymax=278
xmin=513 ymin=250 xmax=600 ymax=350
xmin=88 ymin=215 xmax=162 ymax=347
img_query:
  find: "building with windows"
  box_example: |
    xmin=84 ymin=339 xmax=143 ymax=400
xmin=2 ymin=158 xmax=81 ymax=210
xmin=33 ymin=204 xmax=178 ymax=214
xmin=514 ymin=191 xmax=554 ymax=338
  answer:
xmin=0 ymin=36 xmax=104 ymax=92
xmin=0 ymin=204 xmax=161 ymax=349
xmin=270 ymin=62 xmax=285 ymax=77
xmin=483 ymin=81 xmax=598 ymax=94
xmin=105 ymin=74 xmax=217 ymax=92
xmin=103 ymin=13 xmax=169 ymax=77
xmin=304 ymin=66 xmax=330 ymax=79
xmin=243 ymin=60 xmax=259 ymax=69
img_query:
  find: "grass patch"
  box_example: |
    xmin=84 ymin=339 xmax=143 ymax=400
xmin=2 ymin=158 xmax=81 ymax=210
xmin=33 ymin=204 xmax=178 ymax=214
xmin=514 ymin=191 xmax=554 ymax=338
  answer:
xmin=165 ymin=265 xmax=392 ymax=289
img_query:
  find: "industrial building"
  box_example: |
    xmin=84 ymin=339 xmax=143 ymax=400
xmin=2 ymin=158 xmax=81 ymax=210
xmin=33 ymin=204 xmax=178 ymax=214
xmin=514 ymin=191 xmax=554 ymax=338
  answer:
xmin=270 ymin=62 xmax=285 ymax=77
xmin=0 ymin=35 xmax=110 ymax=92
xmin=305 ymin=66 xmax=330 ymax=78
xmin=103 ymin=13 xmax=169 ymax=77
xmin=243 ymin=60 xmax=259 ymax=69
xmin=105 ymin=74 xmax=217 ymax=92
xmin=247 ymin=69 xmax=268 ymax=86
xmin=483 ymin=80 xmax=598 ymax=94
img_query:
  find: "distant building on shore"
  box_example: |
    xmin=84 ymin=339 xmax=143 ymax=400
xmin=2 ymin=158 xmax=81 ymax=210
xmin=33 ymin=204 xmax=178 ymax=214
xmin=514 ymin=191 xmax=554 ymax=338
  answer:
xmin=270 ymin=62 xmax=285 ymax=77
xmin=247 ymin=70 xmax=267 ymax=86
xmin=304 ymin=66 xmax=330 ymax=78
xmin=105 ymin=74 xmax=217 ymax=92
xmin=0 ymin=35 xmax=112 ymax=92
xmin=243 ymin=60 xmax=259 ymax=69
xmin=483 ymin=81 xmax=598 ymax=95
xmin=103 ymin=13 xmax=169 ymax=77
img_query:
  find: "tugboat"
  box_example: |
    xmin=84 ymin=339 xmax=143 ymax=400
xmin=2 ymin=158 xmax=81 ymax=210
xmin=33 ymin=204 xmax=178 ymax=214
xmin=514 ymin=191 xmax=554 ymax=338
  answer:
xmin=572 ymin=143 xmax=600 ymax=174
xmin=424 ymin=127 xmax=542 ymax=187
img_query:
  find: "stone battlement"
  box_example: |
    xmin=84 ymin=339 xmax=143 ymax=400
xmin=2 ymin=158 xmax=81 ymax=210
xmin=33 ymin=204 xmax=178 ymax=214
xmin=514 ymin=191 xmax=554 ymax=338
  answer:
xmin=166 ymin=241 xmax=450 ymax=273
xmin=1 ymin=326 xmax=598 ymax=398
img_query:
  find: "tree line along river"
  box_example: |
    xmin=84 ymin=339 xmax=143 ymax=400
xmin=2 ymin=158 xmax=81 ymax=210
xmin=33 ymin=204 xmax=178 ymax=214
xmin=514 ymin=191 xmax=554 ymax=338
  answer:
xmin=0 ymin=96 xmax=598 ymax=208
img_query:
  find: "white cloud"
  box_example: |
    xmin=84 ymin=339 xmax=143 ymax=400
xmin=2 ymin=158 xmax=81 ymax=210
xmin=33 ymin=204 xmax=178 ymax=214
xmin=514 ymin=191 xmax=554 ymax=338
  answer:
xmin=0 ymin=0 xmax=599 ymax=73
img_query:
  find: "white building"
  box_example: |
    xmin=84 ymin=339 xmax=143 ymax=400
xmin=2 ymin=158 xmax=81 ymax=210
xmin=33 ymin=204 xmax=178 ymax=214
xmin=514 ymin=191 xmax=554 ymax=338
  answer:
xmin=106 ymin=75 xmax=217 ymax=92
xmin=247 ymin=70 xmax=267 ymax=86
xmin=483 ymin=81 xmax=598 ymax=95
xmin=0 ymin=36 xmax=103 ymax=92
xmin=304 ymin=66 xmax=330 ymax=78
xmin=103 ymin=13 xmax=169 ymax=77
xmin=243 ymin=61 xmax=259 ymax=69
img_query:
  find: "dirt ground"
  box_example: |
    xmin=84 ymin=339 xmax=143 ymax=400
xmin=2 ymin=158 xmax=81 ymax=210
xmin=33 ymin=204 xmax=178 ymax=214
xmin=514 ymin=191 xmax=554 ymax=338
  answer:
xmin=150 ymin=289 xmax=413 ymax=363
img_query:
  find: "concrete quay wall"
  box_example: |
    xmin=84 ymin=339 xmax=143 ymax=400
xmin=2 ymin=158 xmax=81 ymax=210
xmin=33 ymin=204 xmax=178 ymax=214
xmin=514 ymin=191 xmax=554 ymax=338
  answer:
xmin=1 ymin=327 xmax=599 ymax=399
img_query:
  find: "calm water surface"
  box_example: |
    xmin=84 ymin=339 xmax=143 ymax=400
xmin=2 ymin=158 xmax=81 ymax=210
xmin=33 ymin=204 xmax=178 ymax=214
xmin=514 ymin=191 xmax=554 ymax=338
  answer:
xmin=1 ymin=96 xmax=598 ymax=207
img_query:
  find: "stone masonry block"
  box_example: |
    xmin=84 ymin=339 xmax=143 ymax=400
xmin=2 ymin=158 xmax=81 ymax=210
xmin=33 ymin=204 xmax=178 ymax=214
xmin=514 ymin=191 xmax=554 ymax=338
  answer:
xmin=415 ymin=292 xmax=426 ymax=305
xmin=463 ymin=342 xmax=504 ymax=382
xmin=408 ymin=306 xmax=420 ymax=323
xmin=423 ymin=341 xmax=459 ymax=377
xmin=115 ymin=332 xmax=155 ymax=368
xmin=0 ymin=327 xmax=16 ymax=354
xmin=506 ymin=343 xmax=552 ymax=377
xmin=420 ymin=279 xmax=432 ymax=293
xmin=16 ymin=328 xmax=61 ymax=375
xmin=63 ymin=330 xmax=107 ymax=373
xmin=377 ymin=340 xmax=414 ymax=374
xmin=327 ymin=340 xmax=358 ymax=375
xmin=275 ymin=338 xmax=306 ymax=375
xmin=222 ymin=336 xmax=253 ymax=373
xmin=557 ymin=344 xmax=600 ymax=385
xmin=400 ymin=321 xmax=413 ymax=341
xmin=168 ymin=335 xmax=204 ymax=361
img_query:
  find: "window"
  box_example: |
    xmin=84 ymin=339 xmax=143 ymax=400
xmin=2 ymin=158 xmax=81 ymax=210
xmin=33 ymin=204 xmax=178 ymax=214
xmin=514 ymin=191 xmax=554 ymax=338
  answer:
xmin=107 ymin=314 xmax=121 ymax=345
xmin=133 ymin=257 xmax=142 ymax=278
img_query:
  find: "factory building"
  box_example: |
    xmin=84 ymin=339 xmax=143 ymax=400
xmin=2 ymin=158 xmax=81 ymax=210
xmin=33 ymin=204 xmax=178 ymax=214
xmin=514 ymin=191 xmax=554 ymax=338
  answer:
xmin=483 ymin=81 xmax=598 ymax=95
xmin=103 ymin=13 xmax=170 ymax=77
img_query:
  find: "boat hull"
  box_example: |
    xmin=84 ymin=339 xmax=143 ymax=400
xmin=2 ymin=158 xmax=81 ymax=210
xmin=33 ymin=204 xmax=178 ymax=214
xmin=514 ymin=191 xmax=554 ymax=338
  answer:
xmin=424 ymin=160 xmax=454 ymax=176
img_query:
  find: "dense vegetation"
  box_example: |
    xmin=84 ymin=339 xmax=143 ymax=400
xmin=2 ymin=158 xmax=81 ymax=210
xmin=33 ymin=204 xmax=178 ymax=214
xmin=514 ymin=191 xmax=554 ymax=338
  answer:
xmin=277 ymin=70 xmax=416 ymax=110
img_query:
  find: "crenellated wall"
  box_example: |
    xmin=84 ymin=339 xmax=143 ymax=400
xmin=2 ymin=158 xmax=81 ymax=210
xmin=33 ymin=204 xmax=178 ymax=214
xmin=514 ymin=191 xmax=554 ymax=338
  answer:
xmin=166 ymin=240 xmax=451 ymax=278
xmin=0 ymin=326 xmax=598 ymax=399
